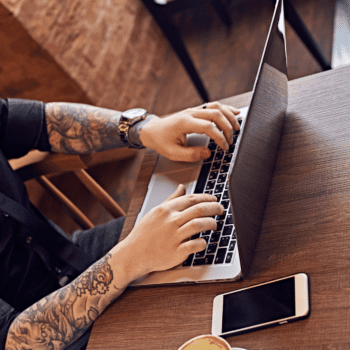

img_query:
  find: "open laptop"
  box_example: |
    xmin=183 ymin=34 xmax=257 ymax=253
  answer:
xmin=132 ymin=0 xmax=288 ymax=286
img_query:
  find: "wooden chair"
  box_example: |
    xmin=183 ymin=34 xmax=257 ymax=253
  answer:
xmin=141 ymin=0 xmax=331 ymax=102
xmin=9 ymin=148 xmax=138 ymax=229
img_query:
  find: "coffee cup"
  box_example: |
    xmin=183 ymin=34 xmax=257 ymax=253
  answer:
xmin=178 ymin=334 xmax=246 ymax=350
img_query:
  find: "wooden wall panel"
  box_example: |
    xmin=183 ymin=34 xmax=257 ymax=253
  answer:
xmin=0 ymin=3 xmax=91 ymax=103
xmin=0 ymin=0 xmax=169 ymax=111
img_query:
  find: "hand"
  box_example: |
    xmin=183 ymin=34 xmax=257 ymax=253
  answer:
xmin=139 ymin=102 xmax=240 ymax=162
xmin=122 ymin=185 xmax=224 ymax=279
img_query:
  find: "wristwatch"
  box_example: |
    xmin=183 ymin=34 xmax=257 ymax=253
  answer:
xmin=118 ymin=108 xmax=149 ymax=148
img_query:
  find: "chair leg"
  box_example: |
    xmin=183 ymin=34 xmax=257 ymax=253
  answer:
xmin=275 ymin=0 xmax=331 ymax=71
xmin=211 ymin=0 xmax=232 ymax=28
xmin=141 ymin=0 xmax=209 ymax=102
xmin=36 ymin=175 xmax=94 ymax=229
xmin=74 ymin=169 xmax=126 ymax=218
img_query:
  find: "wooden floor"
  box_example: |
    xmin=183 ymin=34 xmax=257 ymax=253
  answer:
xmin=2 ymin=0 xmax=335 ymax=234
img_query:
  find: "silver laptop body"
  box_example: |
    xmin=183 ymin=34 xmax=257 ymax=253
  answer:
xmin=132 ymin=0 xmax=288 ymax=286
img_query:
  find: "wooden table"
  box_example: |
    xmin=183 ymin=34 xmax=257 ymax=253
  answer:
xmin=87 ymin=65 xmax=350 ymax=349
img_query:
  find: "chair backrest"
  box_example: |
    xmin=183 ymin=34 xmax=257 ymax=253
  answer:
xmin=9 ymin=149 xmax=137 ymax=230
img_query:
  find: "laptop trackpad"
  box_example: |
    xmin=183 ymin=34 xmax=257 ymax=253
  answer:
xmin=138 ymin=166 xmax=199 ymax=220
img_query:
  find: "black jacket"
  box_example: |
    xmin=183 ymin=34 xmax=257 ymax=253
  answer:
xmin=0 ymin=98 xmax=61 ymax=348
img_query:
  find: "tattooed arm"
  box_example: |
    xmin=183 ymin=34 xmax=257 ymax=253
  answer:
xmin=45 ymin=102 xmax=240 ymax=162
xmin=45 ymin=103 xmax=129 ymax=154
xmin=4 ymin=240 xmax=138 ymax=350
xmin=5 ymin=184 xmax=223 ymax=349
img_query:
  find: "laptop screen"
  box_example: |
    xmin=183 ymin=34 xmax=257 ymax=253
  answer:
xmin=229 ymin=0 xmax=288 ymax=278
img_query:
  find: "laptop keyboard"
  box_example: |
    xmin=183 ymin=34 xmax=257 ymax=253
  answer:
xmin=182 ymin=121 xmax=241 ymax=267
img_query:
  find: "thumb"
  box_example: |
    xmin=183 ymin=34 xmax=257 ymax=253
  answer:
xmin=164 ymin=184 xmax=186 ymax=202
xmin=170 ymin=145 xmax=211 ymax=162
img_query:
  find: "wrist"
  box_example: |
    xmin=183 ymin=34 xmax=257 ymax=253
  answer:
xmin=137 ymin=114 xmax=160 ymax=149
xmin=109 ymin=239 xmax=149 ymax=284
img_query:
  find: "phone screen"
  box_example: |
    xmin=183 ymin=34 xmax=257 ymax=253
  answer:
xmin=222 ymin=277 xmax=295 ymax=332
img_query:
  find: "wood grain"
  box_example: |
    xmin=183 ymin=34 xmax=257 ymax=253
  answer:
xmin=87 ymin=66 xmax=350 ymax=350
xmin=0 ymin=0 xmax=335 ymax=114
xmin=0 ymin=0 xmax=335 ymax=233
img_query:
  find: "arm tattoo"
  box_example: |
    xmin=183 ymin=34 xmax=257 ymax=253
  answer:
xmin=45 ymin=103 xmax=124 ymax=154
xmin=6 ymin=254 xmax=124 ymax=350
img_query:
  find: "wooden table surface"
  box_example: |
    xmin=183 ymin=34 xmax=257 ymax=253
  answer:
xmin=87 ymin=65 xmax=350 ymax=350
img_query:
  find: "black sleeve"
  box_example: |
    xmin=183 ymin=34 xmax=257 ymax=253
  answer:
xmin=0 ymin=98 xmax=51 ymax=159
xmin=0 ymin=298 xmax=19 ymax=350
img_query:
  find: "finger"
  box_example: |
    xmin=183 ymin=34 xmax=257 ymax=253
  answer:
xmin=196 ymin=102 xmax=240 ymax=114
xmin=165 ymin=193 xmax=217 ymax=212
xmin=165 ymin=144 xmax=211 ymax=162
xmin=204 ymin=103 xmax=240 ymax=133
xmin=164 ymin=184 xmax=186 ymax=202
xmin=221 ymin=105 xmax=240 ymax=132
xmin=178 ymin=217 xmax=217 ymax=241
xmin=176 ymin=202 xmax=224 ymax=227
xmin=192 ymin=109 xmax=234 ymax=145
xmin=180 ymin=118 xmax=229 ymax=151
xmin=178 ymin=238 xmax=207 ymax=259
xmin=226 ymin=105 xmax=240 ymax=115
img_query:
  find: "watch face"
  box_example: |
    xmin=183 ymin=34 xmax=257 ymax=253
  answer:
xmin=122 ymin=108 xmax=147 ymax=120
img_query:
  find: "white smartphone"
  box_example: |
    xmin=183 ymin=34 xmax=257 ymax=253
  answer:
xmin=212 ymin=273 xmax=310 ymax=337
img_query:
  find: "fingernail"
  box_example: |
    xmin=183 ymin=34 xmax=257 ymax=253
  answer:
xmin=200 ymin=149 xmax=211 ymax=159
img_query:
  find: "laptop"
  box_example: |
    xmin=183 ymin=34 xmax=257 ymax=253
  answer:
xmin=132 ymin=0 xmax=288 ymax=286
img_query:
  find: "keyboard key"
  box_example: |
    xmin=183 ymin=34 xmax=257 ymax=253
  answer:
xmin=201 ymin=236 xmax=210 ymax=244
xmin=206 ymin=181 xmax=215 ymax=191
xmin=225 ymin=215 xmax=233 ymax=225
xmin=193 ymin=255 xmax=215 ymax=266
xmin=212 ymin=161 xmax=221 ymax=170
xmin=205 ymin=190 xmax=213 ymax=195
xmin=195 ymin=249 xmax=206 ymax=258
xmin=228 ymin=240 xmax=236 ymax=251
xmin=216 ymin=221 xmax=224 ymax=231
xmin=214 ymin=193 xmax=222 ymax=202
xmin=215 ymin=184 xmax=225 ymax=193
xmin=202 ymin=230 xmax=212 ymax=236
xmin=216 ymin=211 xmax=226 ymax=221
xmin=191 ymin=233 xmax=200 ymax=240
xmin=214 ymin=152 xmax=224 ymax=161
xmin=222 ymin=225 xmax=234 ymax=236
xmin=220 ymin=164 xmax=230 ymax=173
xmin=210 ymin=232 xmax=221 ymax=243
xmin=231 ymin=229 xmax=236 ymax=239
xmin=228 ymin=206 xmax=232 ymax=213
xmin=221 ymin=200 xmax=230 ymax=209
xmin=203 ymin=150 xmax=215 ymax=163
xmin=207 ymin=243 xmax=218 ymax=254
xmin=223 ymin=154 xmax=233 ymax=163
xmin=182 ymin=254 xmax=194 ymax=267
xmin=217 ymin=174 xmax=226 ymax=183
xmin=225 ymin=252 xmax=233 ymax=264
xmin=215 ymin=248 xmax=227 ymax=264
xmin=214 ymin=193 xmax=221 ymax=201
xmin=194 ymin=163 xmax=211 ymax=193
xmin=219 ymin=236 xmax=230 ymax=247
xmin=222 ymin=190 xmax=229 ymax=200
xmin=208 ymin=142 xmax=217 ymax=151
xmin=209 ymin=171 xmax=219 ymax=180
xmin=228 ymin=144 xmax=235 ymax=153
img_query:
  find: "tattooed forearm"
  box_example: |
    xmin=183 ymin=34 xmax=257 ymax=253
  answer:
xmin=45 ymin=103 xmax=126 ymax=154
xmin=5 ymin=254 xmax=126 ymax=350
